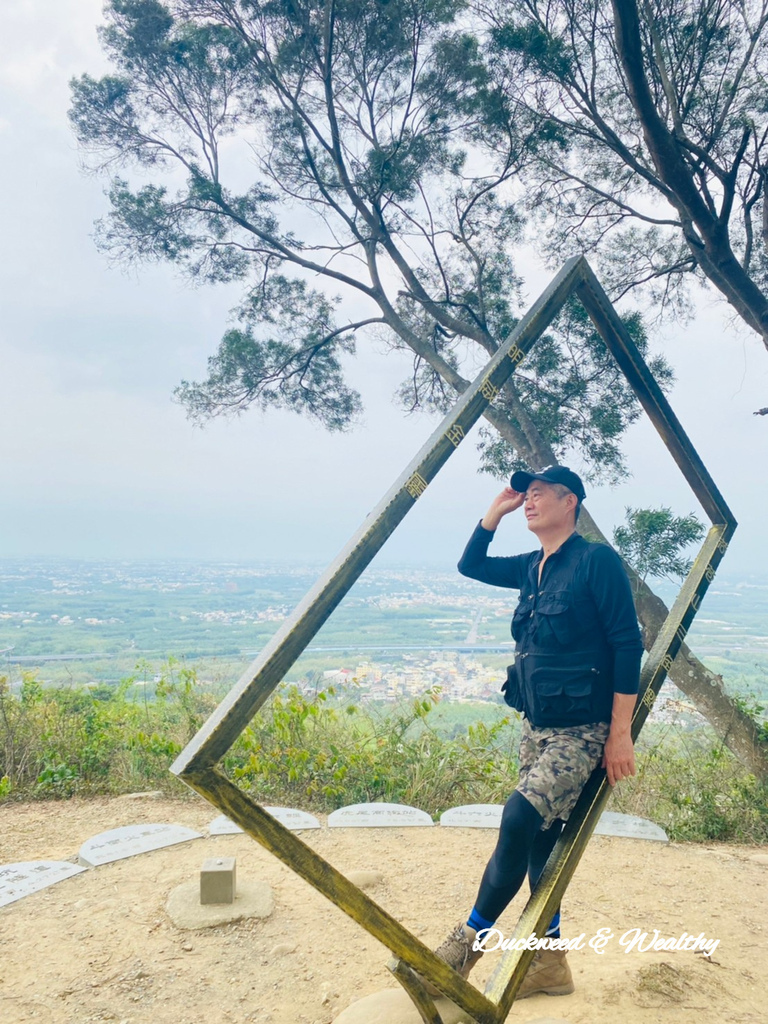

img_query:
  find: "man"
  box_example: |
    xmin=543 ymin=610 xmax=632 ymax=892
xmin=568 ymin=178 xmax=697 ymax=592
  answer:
xmin=428 ymin=466 xmax=642 ymax=998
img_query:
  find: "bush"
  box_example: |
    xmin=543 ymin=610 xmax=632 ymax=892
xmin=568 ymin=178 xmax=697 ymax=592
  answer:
xmin=227 ymin=684 xmax=520 ymax=814
xmin=2 ymin=669 xmax=767 ymax=843
xmin=610 ymin=726 xmax=768 ymax=844
xmin=0 ymin=663 xmax=216 ymax=799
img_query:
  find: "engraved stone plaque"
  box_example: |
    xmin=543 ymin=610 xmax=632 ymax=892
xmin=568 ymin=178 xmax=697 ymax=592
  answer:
xmin=208 ymin=807 xmax=320 ymax=834
xmin=78 ymin=823 xmax=203 ymax=867
xmin=440 ymin=804 xmax=504 ymax=829
xmin=208 ymin=814 xmax=243 ymax=835
xmin=327 ymin=803 xmax=434 ymax=828
xmin=265 ymin=807 xmax=321 ymax=830
xmin=594 ymin=811 xmax=668 ymax=843
xmin=0 ymin=860 xmax=87 ymax=907
xmin=439 ymin=806 xmax=668 ymax=841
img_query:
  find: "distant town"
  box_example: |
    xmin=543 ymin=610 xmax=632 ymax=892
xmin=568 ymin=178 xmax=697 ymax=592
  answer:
xmin=1 ymin=559 xmax=766 ymax=726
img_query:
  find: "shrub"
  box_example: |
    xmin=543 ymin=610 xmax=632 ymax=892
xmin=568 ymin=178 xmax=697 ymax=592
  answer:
xmin=228 ymin=684 xmax=520 ymax=814
xmin=609 ymin=726 xmax=768 ymax=844
xmin=1 ymin=669 xmax=766 ymax=842
xmin=0 ymin=664 xmax=214 ymax=798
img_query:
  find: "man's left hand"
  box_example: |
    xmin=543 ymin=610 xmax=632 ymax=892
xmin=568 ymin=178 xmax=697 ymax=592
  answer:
xmin=602 ymin=730 xmax=635 ymax=787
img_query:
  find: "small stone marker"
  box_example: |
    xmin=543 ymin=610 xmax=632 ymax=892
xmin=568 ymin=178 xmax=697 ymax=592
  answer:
xmin=207 ymin=806 xmax=320 ymax=834
xmin=440 ymin=804 xmax=504 ymax=829
xmin=594 ymin=811 xmax=668 ymax=843
xmin=327 ymin=803 xmax=434 ymax=828
xmin=166 ymin=878 xmax=274 ymax=930
xmin=200 ymin=857 xmax=236 ymax=905
xmin=78 ymin=823 xmax=203 ymax=867
xmin=0 ymin=861 xmax=87 ymax=908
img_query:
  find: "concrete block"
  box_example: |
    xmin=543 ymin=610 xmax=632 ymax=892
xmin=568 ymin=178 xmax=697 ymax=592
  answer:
xmin=168 ymin=879 xmax=272 ymax=929
xmin=200 ymin=857 xmax=236 ymax=905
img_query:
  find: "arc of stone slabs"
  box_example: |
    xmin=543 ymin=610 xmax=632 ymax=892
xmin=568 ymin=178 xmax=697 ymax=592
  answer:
xmin=171 ymin=255 xmax=736 ymax=1024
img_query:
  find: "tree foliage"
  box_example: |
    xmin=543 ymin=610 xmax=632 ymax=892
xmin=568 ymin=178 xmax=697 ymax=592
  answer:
xmin=482 ymin=0 xmax=768 ymax=360
xmin=613 ymin=505 xmax=706 ymax=585
xmin=477 ymin=298 xmax=673 ymax=483
xmin=69 ymin=0 xmax=668 ymax=477
xmin=176 ymin=275 xmax=362 ymax=428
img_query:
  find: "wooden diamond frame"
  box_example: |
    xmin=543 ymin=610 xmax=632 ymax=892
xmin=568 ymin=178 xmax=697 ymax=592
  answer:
xmin=171 ymin=256 xmax=736 ymax=1024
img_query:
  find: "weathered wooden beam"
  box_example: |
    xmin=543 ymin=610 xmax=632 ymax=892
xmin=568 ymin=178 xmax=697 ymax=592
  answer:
xmin=575 ymin=264 xmax=736 ymax=529
xmin=170 ymin=256 xmax=736 ymax=1024
xmin=170 ymin=255 xmax=585 ymax=777
xmin=182 ymin=767 xmax=500 ymax=1023
xmin=387 ymin=959 xmax=446 ymax=1024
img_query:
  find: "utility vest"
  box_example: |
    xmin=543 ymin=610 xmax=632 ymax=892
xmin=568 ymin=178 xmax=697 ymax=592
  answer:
xmin=501 ymin=535 xmax=615 ymax=728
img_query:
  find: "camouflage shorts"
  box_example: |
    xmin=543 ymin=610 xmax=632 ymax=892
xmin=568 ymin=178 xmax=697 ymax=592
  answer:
xmin=516 ymin=717 xmax=610 ymax=828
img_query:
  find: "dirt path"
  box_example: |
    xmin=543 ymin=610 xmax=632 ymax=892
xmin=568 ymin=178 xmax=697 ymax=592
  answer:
xmin=0 ymin=796 xmax=766 ymax=1023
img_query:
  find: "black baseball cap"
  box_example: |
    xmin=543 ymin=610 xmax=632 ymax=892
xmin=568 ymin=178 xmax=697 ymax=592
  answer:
xmin=510 ymin=466 xmax=586 ymax=502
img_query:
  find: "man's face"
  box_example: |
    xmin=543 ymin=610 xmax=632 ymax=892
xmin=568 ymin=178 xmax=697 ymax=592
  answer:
xmin=523 ymin=481 xmax=575 ymax=534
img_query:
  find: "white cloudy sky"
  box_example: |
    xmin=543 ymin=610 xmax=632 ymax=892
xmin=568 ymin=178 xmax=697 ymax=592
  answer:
xmin=1 ymin=0 xmax=767 ymax=573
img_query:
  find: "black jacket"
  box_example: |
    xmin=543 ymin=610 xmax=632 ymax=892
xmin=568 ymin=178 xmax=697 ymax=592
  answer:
xmin=458 ymin=523 xmax=643 ymax=728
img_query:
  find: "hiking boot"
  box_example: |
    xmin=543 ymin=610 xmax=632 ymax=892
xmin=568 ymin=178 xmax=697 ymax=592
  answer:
xmin=515 ymin=947 xmax=575 ymax=999
xmin=420 ymin=922 xmax=483 ymax=996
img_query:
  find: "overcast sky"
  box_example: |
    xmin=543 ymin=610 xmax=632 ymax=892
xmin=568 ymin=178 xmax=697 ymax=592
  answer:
xmin=1 ymin=0 xmax=767 ymax=575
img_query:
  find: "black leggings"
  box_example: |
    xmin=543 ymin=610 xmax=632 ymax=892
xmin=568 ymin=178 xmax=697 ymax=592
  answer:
xmin=473 ymin=791 xmax=564 ymax=924
xmin=529 ymin=816 xmax=564 ymax=890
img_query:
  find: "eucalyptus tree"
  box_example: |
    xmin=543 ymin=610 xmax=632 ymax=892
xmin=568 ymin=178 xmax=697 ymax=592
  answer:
xmin=70 ymin=0 xmax=767 ymax=777
xmin=482 ymin=0 xmax=768 ymax=371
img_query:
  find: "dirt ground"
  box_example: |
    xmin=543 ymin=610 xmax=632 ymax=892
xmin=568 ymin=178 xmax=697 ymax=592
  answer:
xmin=0 ymin=794 xmax=766 ymax=1024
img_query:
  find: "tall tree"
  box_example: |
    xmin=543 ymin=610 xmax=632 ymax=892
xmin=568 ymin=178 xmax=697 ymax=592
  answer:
xmin=483 ymin=0 xmax=768 ymax=383
xmin=70 ymin=0 xmax=768 ymax=778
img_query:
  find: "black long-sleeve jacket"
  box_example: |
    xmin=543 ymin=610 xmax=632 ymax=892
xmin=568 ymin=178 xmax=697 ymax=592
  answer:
xmin=458 ymin=523 xmax=643 ymax=728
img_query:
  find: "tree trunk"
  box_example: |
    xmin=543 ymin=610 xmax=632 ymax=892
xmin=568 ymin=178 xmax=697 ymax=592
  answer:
xmin=611 ymin=0 xmax=768 ymax=349
xmin=626 ymin=570 xmax=768 ymax=777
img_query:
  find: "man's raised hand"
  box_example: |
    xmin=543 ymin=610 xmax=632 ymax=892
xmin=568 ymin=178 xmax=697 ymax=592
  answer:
xmin=481 ymin=487 xmax=525 ymax=532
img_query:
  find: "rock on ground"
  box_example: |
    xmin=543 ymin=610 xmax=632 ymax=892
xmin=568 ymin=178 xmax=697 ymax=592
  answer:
xmin=331 ymin=987 xmax=474 ymax=1023
xmin=345 ymin=869 xmax=385 ymax=890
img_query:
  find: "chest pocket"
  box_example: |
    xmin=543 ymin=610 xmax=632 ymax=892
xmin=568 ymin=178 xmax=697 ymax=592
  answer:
xmin=532 ymin=592 xmax=576 ymax=649
xmin=511 ymin=593 xmax=535 ymax=642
